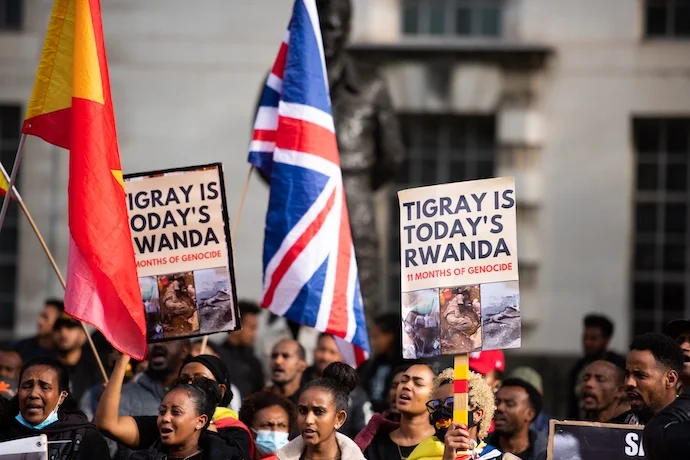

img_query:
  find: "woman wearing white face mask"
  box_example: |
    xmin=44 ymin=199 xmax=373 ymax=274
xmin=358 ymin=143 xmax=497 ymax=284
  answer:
xmin=239 ymin=390 xmax=296 ymax=459
xmin=0 ymin=357 xmax=109 ymax=459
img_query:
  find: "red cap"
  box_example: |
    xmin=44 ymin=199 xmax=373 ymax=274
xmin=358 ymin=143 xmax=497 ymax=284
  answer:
xmin=469 ymin=350 xmax=505 ymax=375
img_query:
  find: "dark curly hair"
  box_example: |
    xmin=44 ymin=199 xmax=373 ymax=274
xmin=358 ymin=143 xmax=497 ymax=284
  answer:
xmin=304 ymin=362 xmax=358 ymax=412
xmin=630 ymin=332 xmax=684 ymax=374
xmin=239 ymin=390 xmax=297 ymax=432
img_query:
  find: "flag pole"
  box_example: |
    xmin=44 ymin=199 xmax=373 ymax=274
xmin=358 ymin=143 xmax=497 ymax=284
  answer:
xmin=0 ymin=134 xmax=27 ymax=234
xmin=0 ymin=162 xmax=109 ymax=383
xmin=199 ymin=165 xmax=254 ymax=355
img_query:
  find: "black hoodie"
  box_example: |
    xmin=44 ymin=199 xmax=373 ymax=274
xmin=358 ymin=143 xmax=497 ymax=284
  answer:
xmin=0 ymin=409 xmax=109 ymax=459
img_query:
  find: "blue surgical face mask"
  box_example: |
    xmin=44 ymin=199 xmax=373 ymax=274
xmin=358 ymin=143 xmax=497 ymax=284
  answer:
xmin=253 ymin=430 xmax=290 ymax=455
xmin=15 ymin=391 xmax=67 ymax=430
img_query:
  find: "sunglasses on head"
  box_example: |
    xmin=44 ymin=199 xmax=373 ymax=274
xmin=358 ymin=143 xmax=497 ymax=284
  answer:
xmin=426 ymin=396 xmax=454 ymax=414
xmin=174 ymin=375 xmax=212 ymax=387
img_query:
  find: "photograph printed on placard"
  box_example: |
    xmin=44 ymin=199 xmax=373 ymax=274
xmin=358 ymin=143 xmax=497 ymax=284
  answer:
xmin=157 ymin=272 xmax=200 ymax=339
xmin=480 ymin=281 xmax=521 ymax=350
xmin=140 ymin=276 xmax=163 ymax=341
xmin=194 ymin=267 xmax=236 ymax=335
xmin=553 ymin=432 xmax=583 ymax=460
xmin=401 ymin=288 xmax=441 ymax=359
xmin=439 ymin=285 xmax=482 ymax=354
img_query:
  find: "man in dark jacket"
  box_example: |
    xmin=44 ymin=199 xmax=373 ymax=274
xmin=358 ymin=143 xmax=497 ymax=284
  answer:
xmin=486 ymin=378 xmax=547 ymax=460
xmin=642 ymin=320 xmax=690 ymax=459
xmin=302 ymin=333 xmax=373 ymax=438
xmin=643 ymin=386 xmax=690 ymax=459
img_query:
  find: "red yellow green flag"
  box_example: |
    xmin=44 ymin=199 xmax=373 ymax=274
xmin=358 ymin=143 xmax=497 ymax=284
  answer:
xmin=0 ymin=174 xmax=8 ymax=197
xmin=23 ymin=0 xmax=146 ymax=360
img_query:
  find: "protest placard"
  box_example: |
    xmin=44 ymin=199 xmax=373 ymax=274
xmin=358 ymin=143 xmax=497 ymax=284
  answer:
xmin=398 ymin=177 xmax=520 ymax=358
xmin=548 ymin=420 xmax=647 ymax=459
xmin=124 ymin=163 xmax=239 ymax=342
xmin=0 ymin=435 xmax=48 ymax=460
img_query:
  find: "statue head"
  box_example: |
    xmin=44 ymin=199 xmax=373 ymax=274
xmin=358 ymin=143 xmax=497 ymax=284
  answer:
xmin=316 ymin=0 xmax=351 ymax=63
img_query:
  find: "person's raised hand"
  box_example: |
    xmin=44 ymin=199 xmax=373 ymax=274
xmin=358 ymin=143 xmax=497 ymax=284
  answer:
xmin=442 ymin=422 xmax=473 ymax=460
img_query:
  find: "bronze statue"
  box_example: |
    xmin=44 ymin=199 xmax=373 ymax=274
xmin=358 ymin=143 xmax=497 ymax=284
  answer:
xmin=256 ymin=0 xmax=404 ymax=326
xmin=316 ymin=0 xmax=405 ymax=318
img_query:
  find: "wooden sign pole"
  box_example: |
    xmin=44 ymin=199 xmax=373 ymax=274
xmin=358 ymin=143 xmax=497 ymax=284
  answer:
xmin=453 ymin=353 xmax=473 ymax=459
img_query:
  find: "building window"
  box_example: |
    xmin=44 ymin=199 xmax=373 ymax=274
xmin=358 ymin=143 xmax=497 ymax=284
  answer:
xmin=0 ymin=0 xmax=22 ymax=30
xmin=645 ymin=0 xmax=690 ymax=38
xmin=632 ymin=118 xmax=690 ymax=337
xmin=0 ymin=106 xmax=20 ymax=333
xmin=387 ymin=116 xmax=496 ymax=310
xmin=402 ymin=0 xmax=502 ymax=37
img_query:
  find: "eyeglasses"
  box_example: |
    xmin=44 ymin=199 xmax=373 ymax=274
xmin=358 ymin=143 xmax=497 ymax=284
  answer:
xmin=426 ymin=396 xmax=454 ymax=414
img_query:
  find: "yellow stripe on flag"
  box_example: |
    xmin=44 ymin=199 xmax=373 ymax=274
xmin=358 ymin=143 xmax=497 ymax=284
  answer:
xmin=24 ymin=0 xmax=75 ymax=121
xmin=24 ymin=0 xmax=103 ymax=124
xmin=110 ymin=169 xmax=123 ymax=188
xmin=73 ymin=0 xmax=104 ymax=103
xmin=0 ymin=174 xmax=8 ymax=195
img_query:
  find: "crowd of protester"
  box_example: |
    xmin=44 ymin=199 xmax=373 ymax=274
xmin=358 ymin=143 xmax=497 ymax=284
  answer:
xmin=0 ymin=299 xmax=689 ymax=459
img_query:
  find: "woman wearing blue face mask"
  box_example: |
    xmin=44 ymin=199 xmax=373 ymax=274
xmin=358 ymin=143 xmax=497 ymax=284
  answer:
xmin=0 ymin=356 xmax=110 ymax=459
xmin=239 ymin=390 xmax=296 ymax=459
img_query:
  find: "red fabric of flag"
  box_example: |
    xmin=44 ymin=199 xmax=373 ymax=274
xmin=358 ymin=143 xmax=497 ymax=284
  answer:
xmin=23 ymin=0 xmax=146 ymax=360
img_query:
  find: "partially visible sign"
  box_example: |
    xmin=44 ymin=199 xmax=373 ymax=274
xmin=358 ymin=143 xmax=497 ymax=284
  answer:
xmin=0 ymin=435 xmax=48 ymax=460
xmin=548 ymin=420 xmax=646 ymax=460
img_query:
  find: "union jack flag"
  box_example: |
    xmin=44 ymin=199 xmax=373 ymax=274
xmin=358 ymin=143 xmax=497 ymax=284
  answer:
xmin=248 ymin=0 xmax=369 ymax=366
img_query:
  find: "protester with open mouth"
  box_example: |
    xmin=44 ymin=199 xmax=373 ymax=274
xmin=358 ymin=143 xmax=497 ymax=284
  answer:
xmin=486 ymin=379 xmax=546 ymax=460
xmin=579 ymin=360 xmax=632 ymax=423
xmin=97 ymin=353 xmax=250 ymax=459
xmin=0 ymin=356 xmax=110 ymax=459
xmin=353 ymin=364 xmax=406 ymax=452
xmin=266 ymin=339 xmax=307 ymax=408
xmin=128 ymin=377 xmax=242 ymax=460
xmin=276 ymin=362 xmax=365 ymax=460
xmin=363 ymin=363 xmax=436 ymax=460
